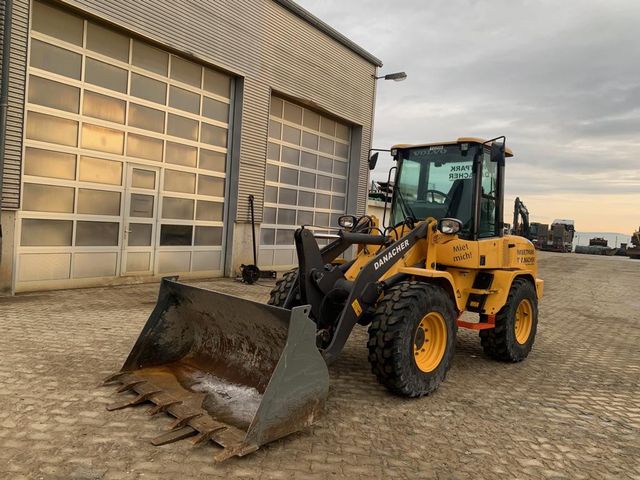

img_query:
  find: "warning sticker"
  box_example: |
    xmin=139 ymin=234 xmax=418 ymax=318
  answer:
xmin=351 ymin=299 xmax=363 ymax=317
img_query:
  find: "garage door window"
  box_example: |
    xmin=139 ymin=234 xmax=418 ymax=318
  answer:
xmin=260 ymin=97 xmax=350 ymax=266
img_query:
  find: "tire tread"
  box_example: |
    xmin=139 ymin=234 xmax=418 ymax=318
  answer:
xmin=367 ymin=281 xmax=456 ymax=397
xmin=267 ymin=269 xmax=299 ymax=307
xmin=479 ymin=278 xmax=537 ymax=362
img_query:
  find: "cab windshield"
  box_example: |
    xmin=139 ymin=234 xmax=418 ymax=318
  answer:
xmin=392 ymin=144 xmax=487 ymax=237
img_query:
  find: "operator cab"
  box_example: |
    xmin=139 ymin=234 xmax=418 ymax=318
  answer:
xmin=389 ymin=137 xmax=513 ymax=240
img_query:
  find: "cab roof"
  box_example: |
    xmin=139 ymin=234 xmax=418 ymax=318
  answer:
xmin=392 ymin=137 xmax=514 ymax=157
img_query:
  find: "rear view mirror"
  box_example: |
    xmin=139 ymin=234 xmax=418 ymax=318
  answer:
xmin=338 ymin=215 xmax=357 ymax=230
xmin=490 ymin=142 xmax=505 ymax=165
xmin=368 ymin=152 xmax=379 ymax=170
xmin=438 ymin=218 xmax=463 ymax=235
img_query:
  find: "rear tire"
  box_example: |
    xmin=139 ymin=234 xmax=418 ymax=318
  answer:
xmin=267 ymin=269 xmax=300 ymax=308
xmin=367 ymin=281 xmax=456 ymax=397
xmin=479 ymin=278 xmax=538 ymax=362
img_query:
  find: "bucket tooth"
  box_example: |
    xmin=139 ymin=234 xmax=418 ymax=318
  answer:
xmin=168 ymin=413 xmax=202 ymax=430
xmin=146 ymin=400 xmax=181 ymax=416
xmin=151 ymin=426 xmax=197 ymax=446
xmin=101 ymin=371 xmax=128 ymax=385
xmin=192 ymin=426 xmax=228 ymax=446
xmin=116 ymin=379 xmax=146 ymax=393
xmin=214 ymin=443 xmax=259 ymax=463
xmin=106 ymin=390 xmax=160 ymax=411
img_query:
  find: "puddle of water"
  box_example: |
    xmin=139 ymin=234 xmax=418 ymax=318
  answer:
xmin=189 ymin=370 xmax=263 ymax=429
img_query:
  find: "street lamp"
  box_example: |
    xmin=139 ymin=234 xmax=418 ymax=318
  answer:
xmin=367 ymin=70 xmax=406 ymax=227
xmin=374 ymin=71 xmax=407 ymax=82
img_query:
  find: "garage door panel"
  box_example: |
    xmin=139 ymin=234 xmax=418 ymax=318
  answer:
xmin=260 ymin=96 xmax=350 ymax=267
xmin=18 ymin=1 xmax=234 ymax=288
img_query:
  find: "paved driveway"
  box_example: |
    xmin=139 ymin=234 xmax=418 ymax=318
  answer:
xmin=0 ymin=252 xmax=638 ymax=479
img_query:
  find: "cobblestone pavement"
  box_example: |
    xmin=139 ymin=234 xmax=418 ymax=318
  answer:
xmin=0 ymin=252 xmax=639 ymax=479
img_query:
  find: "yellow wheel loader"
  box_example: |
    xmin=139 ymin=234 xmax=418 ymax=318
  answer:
xmin=104 ymin=137 xmax=543 ymax=460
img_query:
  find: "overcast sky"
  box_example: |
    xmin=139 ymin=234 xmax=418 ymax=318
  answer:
xmin=296 ymin=0 xmax=640 ymax=234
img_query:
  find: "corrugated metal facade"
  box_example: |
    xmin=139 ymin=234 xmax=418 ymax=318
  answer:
xmin=46 ymin=0 xmax=379 ymax=220
xmin=0 ymin=0 xmax=29 ymax=209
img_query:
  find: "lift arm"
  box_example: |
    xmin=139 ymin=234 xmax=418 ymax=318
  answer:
xmin=294 ymin=222 xmax=429 ymax=363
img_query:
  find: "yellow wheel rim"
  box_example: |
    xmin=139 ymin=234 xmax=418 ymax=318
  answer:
xmin=514 ymin=299 xmax=533 ymax=344
xmin=413 ymin=312 xmax=447 ymax=373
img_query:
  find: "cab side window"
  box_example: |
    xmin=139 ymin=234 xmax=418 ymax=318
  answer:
xmin=479 ymin=153 xmax=498 ymax=237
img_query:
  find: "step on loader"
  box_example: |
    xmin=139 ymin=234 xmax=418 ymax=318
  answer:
xmin=103 ymin=137 xmax=543 ymax=460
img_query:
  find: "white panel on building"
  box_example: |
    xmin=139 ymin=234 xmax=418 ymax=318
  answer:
xmin=18 ymin=253 xmax=72 ymax=281
xmin=73 ymin=252 xmax=118 ymax=278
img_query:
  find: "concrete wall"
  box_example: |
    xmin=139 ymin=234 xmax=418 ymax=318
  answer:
xmin=0 ymin=210 xmax=16 ymax=293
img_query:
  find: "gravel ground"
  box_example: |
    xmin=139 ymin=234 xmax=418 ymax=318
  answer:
xmin=0 ymin=251 xmax=638 ymax=479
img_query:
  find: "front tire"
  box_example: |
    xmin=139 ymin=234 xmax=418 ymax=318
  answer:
xmin=267 ymin=269 xmax=300 ymax=307
xmin=479 ymin=278 xmax=538 ymax=362
xmin=367 ymin=281 xmax=457 ymax=397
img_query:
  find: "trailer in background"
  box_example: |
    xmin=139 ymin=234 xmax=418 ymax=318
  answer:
xmin=532 ymin=219 xmax=575 ymax=253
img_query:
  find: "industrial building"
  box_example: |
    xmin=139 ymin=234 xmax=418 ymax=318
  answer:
xmin=0 ymin=0 xmax=381 ymax=292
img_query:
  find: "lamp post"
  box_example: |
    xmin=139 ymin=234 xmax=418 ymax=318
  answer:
xmin=373 ymin=71 xmax=407 ymax=82
xmin=368 ymin=71 xmax=407 ymax=170
xmin=369 ymin=71 xmax=408 ymax=160
xmin=366 ymin=71 xmax=407 ymax=227
xmin=368 ymin=71 xmax=407 ymax=166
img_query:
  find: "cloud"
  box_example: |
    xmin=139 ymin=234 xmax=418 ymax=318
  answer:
xmin=296 ymin=0 xmax=640 ymax=232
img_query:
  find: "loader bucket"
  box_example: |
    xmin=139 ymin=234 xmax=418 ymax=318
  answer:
xmin=103 ymin=278 xmax=329 ymax=461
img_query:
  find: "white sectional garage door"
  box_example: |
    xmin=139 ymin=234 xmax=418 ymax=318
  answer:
xmin=16 ymin=1 xmax=232 ymax=290
xmin=260 ymin=96 xmax=350 ymax=267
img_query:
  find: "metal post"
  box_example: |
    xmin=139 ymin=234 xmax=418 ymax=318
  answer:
xmin=249 ymin=195 xmax=257 ymax=266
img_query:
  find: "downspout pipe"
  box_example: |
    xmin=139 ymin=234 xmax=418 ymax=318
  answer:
xmin=0 ymin=0 xmax=13 ymax=253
